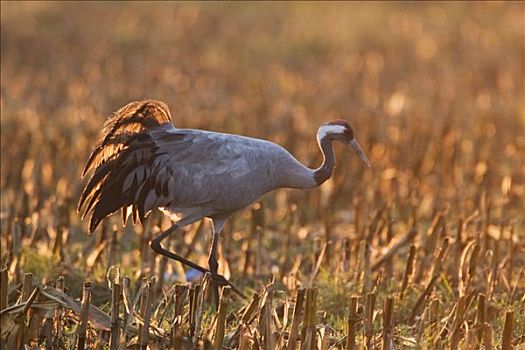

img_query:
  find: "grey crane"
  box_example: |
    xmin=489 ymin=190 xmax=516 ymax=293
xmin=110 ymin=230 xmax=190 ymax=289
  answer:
xmin=78 ymin=100 xmax=371 ymax=300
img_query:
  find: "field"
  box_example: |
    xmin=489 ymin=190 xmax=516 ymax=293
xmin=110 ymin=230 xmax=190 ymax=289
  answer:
xmin=1 ymin=2 xmax=524 ymax=349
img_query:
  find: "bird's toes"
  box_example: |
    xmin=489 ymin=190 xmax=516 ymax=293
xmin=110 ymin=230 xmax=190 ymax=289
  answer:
xmin=209 ymin=273 xmax=246 ymax=299
xmin=211 ymin=273 xmax=229 ymax=286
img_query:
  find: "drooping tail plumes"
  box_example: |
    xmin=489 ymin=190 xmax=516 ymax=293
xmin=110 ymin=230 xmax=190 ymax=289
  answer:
xmin=78 ymin=100 xmax=173 ymax=234
xmin=81 ymin=100 xmax=172 ymax=177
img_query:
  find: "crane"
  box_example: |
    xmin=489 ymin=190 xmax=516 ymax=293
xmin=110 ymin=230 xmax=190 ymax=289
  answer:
xmin=78 ymin=100 xmax=371 ymax=300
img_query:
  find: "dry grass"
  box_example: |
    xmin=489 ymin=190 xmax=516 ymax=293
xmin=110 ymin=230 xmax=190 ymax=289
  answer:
xmin=1 ymin=2 xmax=524 ymax=349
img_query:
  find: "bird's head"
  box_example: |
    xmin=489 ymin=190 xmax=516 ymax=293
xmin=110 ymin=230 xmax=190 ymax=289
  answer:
xmin=318 ymin=119 xmax=371 ymax=167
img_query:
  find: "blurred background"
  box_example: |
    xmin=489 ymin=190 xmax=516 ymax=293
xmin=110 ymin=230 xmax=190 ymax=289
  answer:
xmin=1 ymin=1 xmax=524 ymax=339
xmin=2 ymin=1 xmax=524 ymax=224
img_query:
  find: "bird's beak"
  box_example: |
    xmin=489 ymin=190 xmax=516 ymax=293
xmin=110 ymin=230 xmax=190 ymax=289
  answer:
xmin=349 ymin=139 xmax=371 ymax=167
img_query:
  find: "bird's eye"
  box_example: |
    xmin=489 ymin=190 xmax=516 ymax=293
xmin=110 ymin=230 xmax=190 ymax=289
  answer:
xmin=344 ymin=127 xmax=354 ymax=140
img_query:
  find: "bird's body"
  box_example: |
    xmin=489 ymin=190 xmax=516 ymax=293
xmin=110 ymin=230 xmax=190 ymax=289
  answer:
xmin=78 ymin=99 xmax=370 ymax=299
xmin=154 ymin=127 xmax=316 ymax=221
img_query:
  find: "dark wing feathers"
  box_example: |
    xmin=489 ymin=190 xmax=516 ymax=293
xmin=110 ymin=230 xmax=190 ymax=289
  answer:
xmin=78 ymin=100 xmax=175 ymax=234
xmin=81 ymin=100 xmax=172 ymax=177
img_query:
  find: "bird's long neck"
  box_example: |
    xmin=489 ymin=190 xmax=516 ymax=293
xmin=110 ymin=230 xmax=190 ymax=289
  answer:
xmin=313 ymin=136 xmax=335 ymax=185
xmin=278 ymin=131 xmax=336 ymax=190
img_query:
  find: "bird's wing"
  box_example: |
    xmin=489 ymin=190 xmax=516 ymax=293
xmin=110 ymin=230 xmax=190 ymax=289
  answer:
xmin=81 ymin=100 xmax=172 ymax=177
xmin=78 ymin=100 xmax=176 ymax=233
xmin=78 ymin=100 xmax=257 ymax=234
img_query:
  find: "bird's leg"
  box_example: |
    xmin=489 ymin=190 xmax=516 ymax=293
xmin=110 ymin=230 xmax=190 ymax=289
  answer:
xmin=150 ymin=223 xmax=208 ymax=273
xmin=149 ymin=221 xmax=246 ymax=298
xmin=209 ymin=218 xmax=226 ymax=307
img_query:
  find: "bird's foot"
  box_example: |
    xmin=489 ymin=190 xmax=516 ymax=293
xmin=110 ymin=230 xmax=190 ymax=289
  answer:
xmin=210 ymin=273 xmax=246 ymax=299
